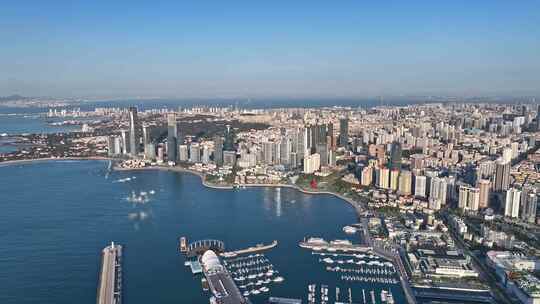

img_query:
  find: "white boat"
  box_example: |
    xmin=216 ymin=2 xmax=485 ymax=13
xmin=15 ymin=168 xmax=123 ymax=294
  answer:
xmin=273 ymin=276 xmax=284 ymax=283
xmin=243 ymin=291 xmax=250 ymax=297
xmin=387 ymin=291 xmax=395 ymax=304
xmin=381 ymin=290 xmax=388 ymax=302
xmin=251 ymin=289 xmax=261 ymax=295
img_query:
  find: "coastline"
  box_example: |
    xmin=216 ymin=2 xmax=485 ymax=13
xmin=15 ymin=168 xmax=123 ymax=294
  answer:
xmin=114 ymin=164 xmax=365 ymax=214
xmin=0 ymin=156 xmax=113 ymax=167
xmin=0 ymin=157 xmax=365 ymax=214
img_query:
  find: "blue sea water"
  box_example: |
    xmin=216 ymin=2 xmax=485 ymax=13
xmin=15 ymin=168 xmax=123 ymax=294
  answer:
xmin=0 ymin=114 xmax=81 ymax=135
xmin=0 ymin=160 xmax=405 ymax=303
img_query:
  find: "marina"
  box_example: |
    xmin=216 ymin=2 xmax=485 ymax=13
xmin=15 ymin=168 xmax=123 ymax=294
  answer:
xmin=223 ymin=253 xmax=284 ymax=297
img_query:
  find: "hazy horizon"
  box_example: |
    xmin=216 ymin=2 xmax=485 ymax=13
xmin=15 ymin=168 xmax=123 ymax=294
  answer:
xmin=1 ymin=1 xmax=539 ymax=98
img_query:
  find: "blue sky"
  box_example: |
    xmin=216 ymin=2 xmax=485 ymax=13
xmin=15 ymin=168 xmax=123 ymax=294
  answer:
xmin=1 ymin=1 xmax=539 ymax=98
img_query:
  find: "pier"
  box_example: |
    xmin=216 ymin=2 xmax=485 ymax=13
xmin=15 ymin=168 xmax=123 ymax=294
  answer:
xmin=220 ymin=240 xmax=278 ymax=257
xmin=299 ymin=237 xmax=371 ymax=253
xmin=185 ymin=239 xmax=225 ymax=257
xmin=97 ymin=242 xmax=122 ymax=304
xmin=200 ymin=250 xmax=251 ymax=304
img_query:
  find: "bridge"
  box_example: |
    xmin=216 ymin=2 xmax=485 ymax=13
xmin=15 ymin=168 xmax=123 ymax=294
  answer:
xmin=186 ymin=239 xmax=225 ymax=257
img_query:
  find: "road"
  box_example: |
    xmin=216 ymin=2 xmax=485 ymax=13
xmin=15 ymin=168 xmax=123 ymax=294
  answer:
xmin=442 ymin=212 xmax=518 ymax=304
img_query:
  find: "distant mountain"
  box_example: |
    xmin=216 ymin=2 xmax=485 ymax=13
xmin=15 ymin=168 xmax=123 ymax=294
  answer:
xmin=0 ymin=95 xmax=28 ymax=102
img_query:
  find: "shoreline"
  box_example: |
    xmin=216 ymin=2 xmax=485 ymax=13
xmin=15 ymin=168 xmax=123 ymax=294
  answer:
xmin=0 ymin=157 xmax=365 ymax=214
xmin=114 ymin=164 xmax=365 ymax=214
xmin=0 ymin=156 xmax=113 ymax=167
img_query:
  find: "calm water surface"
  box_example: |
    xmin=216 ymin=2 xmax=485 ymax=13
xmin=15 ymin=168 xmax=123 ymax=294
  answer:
xmin=0 ymin=160 xmax=404 ymax=303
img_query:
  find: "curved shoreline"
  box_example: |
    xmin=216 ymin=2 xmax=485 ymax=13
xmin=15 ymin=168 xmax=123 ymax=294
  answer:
xmin=0 ymin=156 xmax=113 ymax=167
xmin=0 ymin=157 xmax=365 ymax=215
xmin=114 ymin=165 xmax=365 ymax=214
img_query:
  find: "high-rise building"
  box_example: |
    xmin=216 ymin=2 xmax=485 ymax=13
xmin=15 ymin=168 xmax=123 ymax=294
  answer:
xmin=189 ymin=144 xmax=201 ymax=163
xmin=429 ymin=177 xmax=448 ymax=209
xmin=223 ymin=150 xmax=236 ymax=167
xmin=410 ymin=154 xmax=425 ymax=170
xmin=303 ymin=153 xmax=320 ymax=174
xmin=201 ymin=145 xmax=211 ymax=164
xmin=223 ymin=125 xmax=235 ymax=151
xmin=390 ymin=169 xmax=399 ymax=191
xmin=317 ymin=143 xmax=328 ymax=167
xmin=167 ymin=114 xmax=177 ymax=162
xmin=458 ymin=185 xmax=480 ymax=211
xmin=178 ymin=144 xmax=189 ymax=162
xmin=142 ymin=124 xmax=151 ymax=147
xmin=502 ymin=147 xmax=512 ymax=163
xmin=389 ymin=142 xmax=402 ymax=171
xmin=522 ymin=191 xmax=538 ymax=224
xmin=144 ymin=143 xmax=156 ymax=160
xmin=128 ymin=107 xmax=140 ymax=156
xmin=504 ymin=188 xmax=521 ymax=218
xmin=377 ymin=167 xmax=390 ymax=189
xmin=536 ymin=104 xmax=540 ymax=131
xmin=213 ymin=135 xmax=224 ymax=166
xmin=414 ymin=175 xmax=427 ymax=198
xmin=494 ymin=159 xmax=511 ymax=192
xmin=263 ymin=141 xmax=274 ymax=165
xmin=478 ymin=179 xmax=491 ymax=209
xmin=121 ymin=129 xmax=130 ymax=155
xmin=398 ymin=170 xmax=412 ymax=195
xmin=339 ymin=118 xmax=349 ymax=147
xmin=107 ymin=136 xmax=116 ymax=157
xmin=361 ymin=166 xmax=373 ymax=186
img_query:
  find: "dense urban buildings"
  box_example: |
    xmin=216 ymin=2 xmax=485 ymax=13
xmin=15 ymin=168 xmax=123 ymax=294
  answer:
xmin=2 ymin=101 xmax=540 ymax=304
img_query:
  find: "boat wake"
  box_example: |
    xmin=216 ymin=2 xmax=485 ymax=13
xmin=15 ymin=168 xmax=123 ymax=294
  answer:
xmin=125 ymin=190 xmax=156 ymax=204
xmin=114 ymin=176 xmax=137 ymax=183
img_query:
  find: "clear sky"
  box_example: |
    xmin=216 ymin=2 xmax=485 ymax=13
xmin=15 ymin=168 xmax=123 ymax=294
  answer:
xmin=1 ymin=1 xmax=539 ymax=98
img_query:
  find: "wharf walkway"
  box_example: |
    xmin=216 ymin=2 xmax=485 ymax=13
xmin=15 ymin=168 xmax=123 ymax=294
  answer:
xmin=220 ymin=240 xmax=278 ymax=257
xmin=97 ymin=242 xmax=122 ymax=304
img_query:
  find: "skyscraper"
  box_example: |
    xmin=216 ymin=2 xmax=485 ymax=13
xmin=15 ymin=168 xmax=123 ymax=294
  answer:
xmin=390 ymin=169 xmax=399 ymax=191
xmin=458 ymin=185 xmax=480 ymax=211
xmin=389 ymin=142 xmax=402 ymax=171
xmin=377 ymin=167 xmax=390 ymax=189
xmin=414 ymin=175 xmax=427 ymax=198
xmin=505 ymin=188 xmax=521 ymax=218
xmin=213 ymin=135 xmax=224 ymax=166
xmin=522 ymin=191 xmax=538 ymax=224
xmin=494 ymin=159 xmax=511 ymax=192
xmin=361 ymin=166 xmax=373 ymax=186
xmin=339 ymin=118 xmax=349 ymax=147
xmin=167 ymin=114 xmax=177 ymax=162
xmin=478 ymin=179 xmax=491 ymax=209
xmin=223 ymin=125 xmax=235 ymax=151
xmin=398 ymin=170 xmax=412 ymax=195
xmin=536 ymin=104 xmax=540 ymax=131
xmin=128 ymin=107 xmax=140 ymax=156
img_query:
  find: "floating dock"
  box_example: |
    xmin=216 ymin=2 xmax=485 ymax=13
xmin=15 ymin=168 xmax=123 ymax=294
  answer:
xmin=220 ymin=240 xmax=278 ymax=257
xmin=97 ymin=242 xmax=122 ymax=304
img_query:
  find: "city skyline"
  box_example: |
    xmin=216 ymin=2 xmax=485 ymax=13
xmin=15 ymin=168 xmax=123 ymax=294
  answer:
xmin=1 ymin=1 xmax=540 ymax=98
